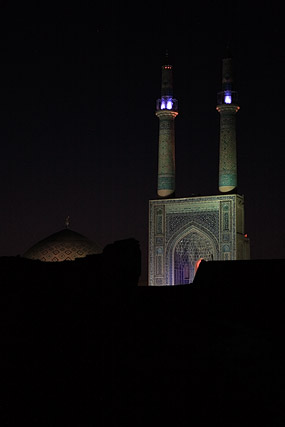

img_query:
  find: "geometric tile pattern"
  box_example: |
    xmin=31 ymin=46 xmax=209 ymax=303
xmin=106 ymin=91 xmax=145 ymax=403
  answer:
xmin=156 ymin=110 xmax=178 ymax=197
xmin=23 ymin=229 xmax=102 ymax=262
xmin=217 ymin=104 xmax=239 ymax=192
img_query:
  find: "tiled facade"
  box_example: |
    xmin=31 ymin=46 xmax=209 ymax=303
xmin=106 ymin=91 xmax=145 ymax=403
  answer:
xmin=149 ymin=194 xmax=250 ymax=285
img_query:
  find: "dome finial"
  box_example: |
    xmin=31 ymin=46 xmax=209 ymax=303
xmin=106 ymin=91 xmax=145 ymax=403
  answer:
xmin=65 ymin=216 xmax=70 ymax=229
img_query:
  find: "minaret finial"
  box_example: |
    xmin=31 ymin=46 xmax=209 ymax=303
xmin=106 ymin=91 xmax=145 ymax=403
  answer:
xmin=225 ymin=40 xmax=231 ymax=59
xmin=65 ymin=216 xmax=70 ymax=229
xmin=165 ymin=48 xmax=169 ymax=62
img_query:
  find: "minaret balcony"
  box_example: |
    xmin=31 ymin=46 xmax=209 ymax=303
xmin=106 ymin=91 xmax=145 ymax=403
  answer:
xmin=217 ymin=90 xmax=238 ymax=106
xmin=156 ymin=97 xmax=178 ymax=112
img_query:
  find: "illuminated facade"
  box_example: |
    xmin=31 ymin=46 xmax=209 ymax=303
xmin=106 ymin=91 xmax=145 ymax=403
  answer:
xmin=149 ymin=194 xmax=249 ymax=285
xmin=149 ymin=53 xmax=250 ymax=286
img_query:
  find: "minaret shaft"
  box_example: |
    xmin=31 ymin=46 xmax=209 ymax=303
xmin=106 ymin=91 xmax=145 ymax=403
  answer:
xmin=156 ymin=110 xmax=178 ymax=197
xmin=217 ymin=104 xmax=239 ymax=192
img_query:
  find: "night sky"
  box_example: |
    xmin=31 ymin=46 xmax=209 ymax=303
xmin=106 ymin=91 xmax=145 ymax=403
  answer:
xmin=0 ymin=2 xmax=284 ymax=282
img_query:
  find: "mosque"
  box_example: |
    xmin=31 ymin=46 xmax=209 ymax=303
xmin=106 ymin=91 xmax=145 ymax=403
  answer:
xmin=21 ymin=51 xmax=250 ymax=286
xmin=3 ymin=52 xmax=285 ymax=427
xmin=149 ymin=52 xmax=250 ymax=285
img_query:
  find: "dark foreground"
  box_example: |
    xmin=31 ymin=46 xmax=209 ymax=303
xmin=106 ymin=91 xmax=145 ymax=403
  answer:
xmin=1 ymin=240 xmax=285 ymax=426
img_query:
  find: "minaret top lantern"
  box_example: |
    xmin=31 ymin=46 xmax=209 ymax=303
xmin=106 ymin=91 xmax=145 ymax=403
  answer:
xmin=156 ymin=64 xmax=178 ymax=112
xmin=217 ymin=51 xmax=238 ymax=106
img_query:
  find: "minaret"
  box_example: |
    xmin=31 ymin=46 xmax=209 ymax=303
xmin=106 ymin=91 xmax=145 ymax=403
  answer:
xmin=155 ymin=60 xmax=178 ymax=198
xmin=216 ymin=52 xmax=240 ymax=193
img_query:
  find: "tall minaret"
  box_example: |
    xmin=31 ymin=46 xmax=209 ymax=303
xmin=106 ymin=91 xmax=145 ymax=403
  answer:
xmin=156 ymin=59 xmax=178 ymax=198
xmin=216 ymin=52 xmax=240 ymax=193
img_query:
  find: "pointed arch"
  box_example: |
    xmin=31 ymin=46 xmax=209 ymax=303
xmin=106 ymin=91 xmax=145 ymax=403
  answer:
xmin=165 ymin=222 xmax=219 ymax=285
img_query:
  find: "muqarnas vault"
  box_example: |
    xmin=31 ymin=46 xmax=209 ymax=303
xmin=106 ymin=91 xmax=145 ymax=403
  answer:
xmin=149 ymin=54 xmax=250 ymax=286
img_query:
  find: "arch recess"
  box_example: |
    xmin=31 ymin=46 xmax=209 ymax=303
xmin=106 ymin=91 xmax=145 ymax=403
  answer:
xmin=166 ymin=222 xmax=218 ymax=285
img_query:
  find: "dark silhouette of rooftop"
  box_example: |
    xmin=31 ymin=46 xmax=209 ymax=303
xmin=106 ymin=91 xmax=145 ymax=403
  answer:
xmin=1 ymin=248 xmax=285 ymax=426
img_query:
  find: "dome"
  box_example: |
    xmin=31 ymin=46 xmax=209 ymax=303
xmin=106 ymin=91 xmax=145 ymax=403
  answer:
xmin=23 ymin=228 xmax=102 ymax=262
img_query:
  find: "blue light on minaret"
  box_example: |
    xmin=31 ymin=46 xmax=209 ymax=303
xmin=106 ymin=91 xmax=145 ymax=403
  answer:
xmin=224 ymin=90 xmax=232 ymax=104
xmin=160 ymin=98 xmax=174 ymax=110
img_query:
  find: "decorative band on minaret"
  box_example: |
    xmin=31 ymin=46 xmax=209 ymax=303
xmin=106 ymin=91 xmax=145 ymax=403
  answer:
xmin=156 ymin=63 xmax=178 ymax=198
xmin=216 ymin=54 xmax=239 ymax=193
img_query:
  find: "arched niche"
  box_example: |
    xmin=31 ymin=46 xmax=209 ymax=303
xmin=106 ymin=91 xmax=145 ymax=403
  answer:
xmin=166 ymin=223 xmax=218 ymax=285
